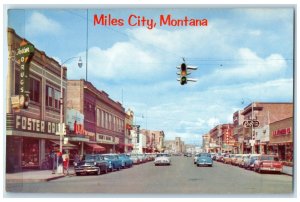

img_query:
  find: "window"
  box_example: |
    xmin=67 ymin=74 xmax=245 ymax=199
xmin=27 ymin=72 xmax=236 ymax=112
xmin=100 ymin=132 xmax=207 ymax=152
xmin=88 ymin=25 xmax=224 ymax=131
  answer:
xmin=30 ymin=78 xmax=40 ymax=103
xmin=54 ymin=90 xmax=60 ymax=109
xmin=46 ymin=85 xmax=60 ymax=110
xmin=96 ymin=109 xmax=100 ymax=127
xmin=46 ymin=86 xmax=53 ymax=107
xmin=101 ymin=110 xmax=104 ymax=128
xmin=15 ymin=70 xmax=20 ymax=95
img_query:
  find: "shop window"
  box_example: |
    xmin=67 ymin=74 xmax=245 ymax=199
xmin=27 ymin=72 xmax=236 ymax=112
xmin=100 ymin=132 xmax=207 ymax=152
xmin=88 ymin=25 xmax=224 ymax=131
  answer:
xmin=22 ymin=138 xmax=39 ymax=168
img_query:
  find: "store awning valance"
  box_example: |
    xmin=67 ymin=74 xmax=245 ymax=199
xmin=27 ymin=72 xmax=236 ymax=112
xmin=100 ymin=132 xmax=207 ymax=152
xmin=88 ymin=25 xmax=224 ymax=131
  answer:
xmin=50 ymin=140 xmax=78 ymax=150
xmin=85 ymin=143 xmax=106 ymax=152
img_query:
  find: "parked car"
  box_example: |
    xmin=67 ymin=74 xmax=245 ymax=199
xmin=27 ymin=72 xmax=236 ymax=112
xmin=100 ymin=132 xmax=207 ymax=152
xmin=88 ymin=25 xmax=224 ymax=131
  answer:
xmin=215 ymin=153 xmax=225 ymax=162
xmin=137 ymin=153 xmax=148 ymax=163
xmin=253 ymin=154 xmax=283 ymax=173
xmin=154 ymin=153 xmax=171 ymax=166
xmin=129 ymin=153 xmax=141 ymax=164
xmin=118 ymin=154 xmax=133 ymax=168
xmin=102 ymin=154 xmax=122 ymax=171
xmin=231 ymin=154 xmax=243 ymax=166
xmin=196 ymin=153 xmax=213 ymax=167
xmin=237 ymin=154 xmax=250 ymax=167
xmin=223 ymin=154 xmax=234 ymax=164
xmin=245 ymin=154 xmax=260 ymax=170
xmin=210 ymin=153 xmax=217 ymax=160
xmin=74 ymin=154 xmax=109 ymax=176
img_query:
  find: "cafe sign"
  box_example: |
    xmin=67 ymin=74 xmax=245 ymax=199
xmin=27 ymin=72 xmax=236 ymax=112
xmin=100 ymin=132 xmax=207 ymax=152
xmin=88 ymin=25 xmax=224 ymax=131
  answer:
xmin=15 ymin=40 xmax=35 ymax=109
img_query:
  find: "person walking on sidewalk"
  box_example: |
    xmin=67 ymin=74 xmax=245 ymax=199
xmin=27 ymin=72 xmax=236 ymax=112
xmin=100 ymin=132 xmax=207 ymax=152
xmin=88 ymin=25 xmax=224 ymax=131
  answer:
xmin=62 ymin=151 xmax=70 ymax=176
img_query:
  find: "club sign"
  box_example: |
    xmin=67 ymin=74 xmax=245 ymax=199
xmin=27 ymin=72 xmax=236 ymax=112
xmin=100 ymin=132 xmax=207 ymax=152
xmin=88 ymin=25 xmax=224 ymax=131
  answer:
xmin=243 ymin=120 xmax=260 ymax=128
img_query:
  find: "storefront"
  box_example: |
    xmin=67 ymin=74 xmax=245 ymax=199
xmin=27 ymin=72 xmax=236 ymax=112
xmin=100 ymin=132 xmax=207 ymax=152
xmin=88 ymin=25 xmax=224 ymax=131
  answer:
xmin=269 ymin=117 xmax=293 ymax=165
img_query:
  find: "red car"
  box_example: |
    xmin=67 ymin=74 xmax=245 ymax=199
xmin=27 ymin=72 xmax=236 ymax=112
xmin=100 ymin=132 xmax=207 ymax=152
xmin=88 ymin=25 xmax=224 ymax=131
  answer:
xmin=253 ymin=155 xmax=283 ymax=173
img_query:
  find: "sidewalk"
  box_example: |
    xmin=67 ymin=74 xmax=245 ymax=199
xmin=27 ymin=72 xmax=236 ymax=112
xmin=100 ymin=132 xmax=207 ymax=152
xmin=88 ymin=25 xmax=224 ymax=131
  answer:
xmin=282 ymin=165 xmax=293 ymax=176
xmin=6 ymin=167 xmax=75 ymax=183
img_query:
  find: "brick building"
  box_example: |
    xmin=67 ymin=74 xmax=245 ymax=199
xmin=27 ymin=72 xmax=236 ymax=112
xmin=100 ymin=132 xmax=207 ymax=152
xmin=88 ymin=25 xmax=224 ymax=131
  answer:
xmin=6 ymin=28 xmax=75 ymax=172
xmin=67 ymin=80 xmax=126 ymax=154
xmin=209 ymin=124 xmax=234 ymax=153
xmin=269 ymin=117 xmax=293 ymax=163
xmin=241 ymin=102 xmax=293 ymax=154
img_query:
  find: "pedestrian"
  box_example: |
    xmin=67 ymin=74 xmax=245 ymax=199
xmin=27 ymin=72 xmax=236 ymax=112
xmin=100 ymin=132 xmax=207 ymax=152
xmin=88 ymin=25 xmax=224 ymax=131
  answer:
xmin=50 ymin=150 xmax=56 ymax=174
xmin=62 ymin=151 xmax=70 ymax=176
xmin=57 ymin=151 xmax=63 ymax=173
xmin=74 ymin=153 xmax=80 ymax=165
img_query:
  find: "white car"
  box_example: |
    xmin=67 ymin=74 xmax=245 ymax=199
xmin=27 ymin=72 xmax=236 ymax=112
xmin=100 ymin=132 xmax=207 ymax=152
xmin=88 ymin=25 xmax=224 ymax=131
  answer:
xmin=154 ymin=153 xmax=171 ymax=166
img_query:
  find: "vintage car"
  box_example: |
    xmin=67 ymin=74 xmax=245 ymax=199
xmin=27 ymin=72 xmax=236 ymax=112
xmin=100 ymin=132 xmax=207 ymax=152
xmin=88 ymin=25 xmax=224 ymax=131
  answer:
xmin=253 ymin=154 xmax=283 ymax=173
xmin=196 ymin=153 xmax=213 ymax=167
xmin=194 ymin=153 xmax=200 ymax=164
xmin=223 ymin=154 xmax=233 ymax=164
xmin=231 ymin=154 xmax=243 ymax=166
xmin=102 ymin=154 xmax=122 ymax=171
xmin=74 ymin=154 xmax=109 ymax=176
xmin=128 ymin=153 xmax=141 ymax=164
xmin=118 ymin=154 xmax=133 ymax=168
xmin=237 ymin=154 xmax=250 ymax=167
xmin=243 ymin=154 xmax=260 ymax=170
xmin=154 ymin=153 xmax=171 ymax=166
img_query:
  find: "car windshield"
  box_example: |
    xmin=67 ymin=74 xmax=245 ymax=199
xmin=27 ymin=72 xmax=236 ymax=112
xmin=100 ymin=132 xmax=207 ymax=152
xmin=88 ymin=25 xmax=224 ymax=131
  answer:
xmin=199 ymin=153 xmax=211 ymax=157
xmin=103 ymin=155 xmax=114 ymax=159
xmin=156 ymin=153 xmax=169 ymax=157
xmin=83 ymin=155 xmax=96 ymax=161
xmin=261 ymin=156 xmax=278 ymax=161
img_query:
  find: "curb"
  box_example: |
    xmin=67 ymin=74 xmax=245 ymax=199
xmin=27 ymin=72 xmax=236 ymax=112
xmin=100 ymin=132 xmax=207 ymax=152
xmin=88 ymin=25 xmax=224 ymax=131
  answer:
xmin=6 ymin=175 xmax=66 ymax=183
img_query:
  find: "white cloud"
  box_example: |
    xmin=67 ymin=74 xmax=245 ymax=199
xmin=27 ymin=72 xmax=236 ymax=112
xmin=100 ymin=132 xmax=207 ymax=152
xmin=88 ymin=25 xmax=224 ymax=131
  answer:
xmin=26 ymin=12 xmax=62 ymax=36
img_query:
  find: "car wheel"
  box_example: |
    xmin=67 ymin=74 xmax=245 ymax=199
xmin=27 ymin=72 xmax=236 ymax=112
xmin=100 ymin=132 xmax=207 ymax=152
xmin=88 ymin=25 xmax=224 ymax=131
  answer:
xmin=75 ymin=173 xmax=80 ymax=176
xmin=197 ymin=164 xmax=199 ymax=167
xmin=97 ymin=168 xmax=101 ymax=175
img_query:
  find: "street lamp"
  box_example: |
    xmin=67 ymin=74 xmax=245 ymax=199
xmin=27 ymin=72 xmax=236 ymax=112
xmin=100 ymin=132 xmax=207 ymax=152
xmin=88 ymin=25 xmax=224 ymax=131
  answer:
xmin=57 ymin=56 xmax=82 ymax=173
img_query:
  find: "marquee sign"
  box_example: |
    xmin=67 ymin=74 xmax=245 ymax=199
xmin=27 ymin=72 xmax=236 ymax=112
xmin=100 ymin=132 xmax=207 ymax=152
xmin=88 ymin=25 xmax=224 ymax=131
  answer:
xmin=15 ymin=40 xmax=35 ymax=109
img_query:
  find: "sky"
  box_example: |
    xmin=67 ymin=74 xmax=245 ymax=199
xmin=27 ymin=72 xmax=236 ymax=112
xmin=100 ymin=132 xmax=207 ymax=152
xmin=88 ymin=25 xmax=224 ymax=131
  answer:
xmin=6 ymin=7 xmax=294 ymax=145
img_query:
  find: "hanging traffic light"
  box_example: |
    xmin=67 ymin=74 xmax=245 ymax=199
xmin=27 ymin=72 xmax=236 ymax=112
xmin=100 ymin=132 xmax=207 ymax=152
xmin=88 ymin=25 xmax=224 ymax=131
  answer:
xmin=176 ymin=61 xmax=198 ymax=85
xmin=180 ymin=63 xmax=187 ymax=85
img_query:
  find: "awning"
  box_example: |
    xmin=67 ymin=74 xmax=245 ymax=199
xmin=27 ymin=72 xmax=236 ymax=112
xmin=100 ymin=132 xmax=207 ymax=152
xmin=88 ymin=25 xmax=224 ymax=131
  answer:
xmin=50 ymin=140 xmax=78 ymax=150
xmin=85 ymin=143 xmax=106 ymax=152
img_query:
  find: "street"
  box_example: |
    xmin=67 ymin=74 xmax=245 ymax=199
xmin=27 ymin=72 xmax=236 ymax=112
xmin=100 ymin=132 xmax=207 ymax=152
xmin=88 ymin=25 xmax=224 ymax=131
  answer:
xmin=6 ymin=156 xmax=293 ymax=195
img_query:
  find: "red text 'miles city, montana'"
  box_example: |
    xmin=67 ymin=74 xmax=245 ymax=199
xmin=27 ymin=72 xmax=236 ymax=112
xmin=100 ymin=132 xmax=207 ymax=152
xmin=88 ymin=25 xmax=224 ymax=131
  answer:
xmin=94 ymin=14 xmax=208 ymax=30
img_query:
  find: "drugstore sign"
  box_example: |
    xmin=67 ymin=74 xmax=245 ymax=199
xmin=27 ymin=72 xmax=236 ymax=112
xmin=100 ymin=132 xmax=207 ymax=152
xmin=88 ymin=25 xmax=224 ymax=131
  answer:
xmin=15 ymin=115 xmax=59 ymax=134
xmin=15 ymin=41 xmax=34 ymax=97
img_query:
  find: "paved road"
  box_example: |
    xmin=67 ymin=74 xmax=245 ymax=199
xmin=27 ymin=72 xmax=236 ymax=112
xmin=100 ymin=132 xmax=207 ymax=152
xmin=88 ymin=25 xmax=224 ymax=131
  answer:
xmin=6 ymin=156 xmax=293 ymax=196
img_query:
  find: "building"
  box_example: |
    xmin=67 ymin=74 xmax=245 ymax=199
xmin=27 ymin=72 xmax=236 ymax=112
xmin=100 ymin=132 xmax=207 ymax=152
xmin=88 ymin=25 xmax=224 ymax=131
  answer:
xmin=269 ymin=117 xmax=293 ymax=164
xmin=232 ymin=110 xmax=245 ymax=153
xmin=67 ymin=80 xmax=126 ymax=154
xmin=209 ymin=124 xmax=234 ymax=153
xmin=124 ymin=109 xmax=134 ymax=153
xmin=202 ymin=134 xmax=210 ymax=153
xmin=164 ymin=137 xmax=185 ymax=154
xmin=6 ymin=28 xmax=73 ymax=172
xmin=241 ymin=102 xmax=293 ymax=154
